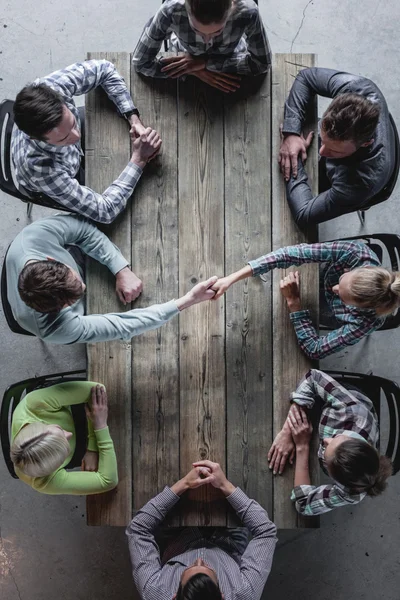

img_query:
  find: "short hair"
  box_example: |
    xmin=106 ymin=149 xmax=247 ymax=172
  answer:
xmin=14 ymin=83 xmax=65 ymax=139
xmin=321 ymin=93 xmax=380 ymax=146
xmin=18 ymin=260 xmax=84 ymax=313
xmin=348 ymin=266 xmax=400 ymax=316
xmin=187 ymin=0 xmax=232 ymax=24
xmin=329 ymin=438 xmax=392 ymax=497
xmin=176 ymin=573 xmax=223 ymax=599
xmin=11 ymin=422 xmax=70 ymax=477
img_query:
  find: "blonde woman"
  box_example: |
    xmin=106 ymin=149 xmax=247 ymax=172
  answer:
xmin=212 ymin=240 xmax=400 ymax=359
xmin=11 ymin=381 xmax=117 ymax=495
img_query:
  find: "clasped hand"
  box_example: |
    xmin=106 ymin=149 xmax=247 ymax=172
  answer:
xmin=161 ymin=53 xmax=241 ymax=93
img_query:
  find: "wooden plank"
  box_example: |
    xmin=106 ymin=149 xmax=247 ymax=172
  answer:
xmin=85 ymin=52 xmax=133 ymax=526
xmin=224 ymin=74 xmax=273 ymax=523
xmin=130 ymin=65 xmax=181 ymax=525
xmin=178 ymin=78 xmax=226 ymax=526
xmin=271 ymin=54 xmax=320 ymax=528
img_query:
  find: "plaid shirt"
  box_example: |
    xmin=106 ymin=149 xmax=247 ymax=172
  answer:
xmin=126 ymin=486 xmax=277 ymax=600
xmin=133 ymin=0 xmax=271 ymax=77
xmin=12 ymin=60 xmax=142 ymax=224
xmin=290 ymin=369 xmax=379 ymax=515
xmin=249 ymin=241 xmax=385 ymax=359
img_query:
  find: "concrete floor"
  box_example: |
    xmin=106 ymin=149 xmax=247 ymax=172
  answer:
xmin=1 ymin=0 xmax=400 ymax=598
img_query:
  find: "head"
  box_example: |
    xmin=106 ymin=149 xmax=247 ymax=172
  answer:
xmin=173 ymin=560 xmax=223 ymax=600
xmin=18 ymin=260 xmax=85 ymax=314
xmin=320 ymin=93 xmax=380 ymax=159
xmin=323 ymin=435 xmax=392 ymax=496
xmin=186 ymin=0 xmax=232 ymax=39
xmin=332 ymin=267 xmax=400 ymax=315
xmin=14 ymin=83 xmax=81 ymax=145
xmin=11 ymin=422 xmax=72 ymax=477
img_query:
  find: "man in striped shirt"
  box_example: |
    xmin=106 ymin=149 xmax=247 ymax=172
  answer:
xmin=12 ymin=60 xmax=161 ymax=223
xmin=126 ymin=460 xmax=277 ymax=599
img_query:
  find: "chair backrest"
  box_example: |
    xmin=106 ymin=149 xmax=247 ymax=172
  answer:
xmin=1 ymin=245 xmax=35 ymax=336
xmin=326 ymin=370 xmax=400 ymax=475
xmin=0 ymin=100 xmax=27 ymax=200
xmin=1 ymin=370 xmax=86 ymax=478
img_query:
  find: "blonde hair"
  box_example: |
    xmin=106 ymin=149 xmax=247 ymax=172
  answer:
xmin=349 ymin=267 xmax=400 ymax=315
xmin=11 ymin=423 xmax=70 ymax=477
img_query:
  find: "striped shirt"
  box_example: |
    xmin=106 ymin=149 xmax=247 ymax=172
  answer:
xmin=12 ymin=60 xmax=142 ymax=224
xmin=290 ymin=369 xmax=379 ymax=515
xmin=249 ymin=241 xmax=385 ymax=359
xmin=133 ymin=0 xmax=271 ymax=77
xmin=126 ymin=486 xmax=277 ymax=600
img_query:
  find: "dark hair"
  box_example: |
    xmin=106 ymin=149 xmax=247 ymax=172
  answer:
xmin=321 ymin=93 xmax=380 ymax=146
xmin=176 ymin=573 xmax=222 ymax=599
xmin=18 ymin=260 xmax=84 ymax=313
xmin=187 ymin=0 xmax=231 ymax=25
xmin=14 ymin=83 xmax=65 ymax=139
xmin=329 ymin=438 xmax=392 ymax=496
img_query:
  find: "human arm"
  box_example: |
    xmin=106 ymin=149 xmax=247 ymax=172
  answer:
xmin=267 ymin=418 xmax=295 ymax=475
xmin=133 ymin=6 xmax=173 ymax=78
xmin=291 ymin=482 xmax=362 ymax=515
xmin=287 ymin=405 xmax=313 ymax=487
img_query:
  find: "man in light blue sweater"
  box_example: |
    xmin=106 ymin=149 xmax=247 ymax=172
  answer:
xmin=6 ymin=214 xmax=217 ymax=344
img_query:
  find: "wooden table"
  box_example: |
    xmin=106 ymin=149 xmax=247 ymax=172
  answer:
xmin=85 ymin=52 xmax=319 ymax=528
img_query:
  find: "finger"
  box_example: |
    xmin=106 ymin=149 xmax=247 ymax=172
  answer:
xmin=302 ymin=148 xmax=307 ymax=162
xmin=269 ymin=448 xmax=279 ymax=472
xmin=305 ymin=131 xmax=314 ymax=147
xmin=290 ymin=152 xmax=298 ymax=179
xmin=289 ymin=448 xmax=295 ymax=464
xmin=116 ymin=288 xmax=127 ymax=305
xmin=295 ymin=271 xmax=300 ymax=285
xmin=161 ymin=57 xmax=184 ymax=68
xmin=165 ymin=65 xmax=189 ymax=78
xmin=146 ymin=129 xmax=158 ymax=144
xmin=204 ymin=275 xmax=218 ymax=289
xmin=193 ymin=460 xmax=214 ymax=469
xmin=284 ymin=156 xmax=291 ymax=181
xmin=277 ymin=452 xmax=288 ymax=475
xmin=267 ymin=443 xmax=275 ymax=462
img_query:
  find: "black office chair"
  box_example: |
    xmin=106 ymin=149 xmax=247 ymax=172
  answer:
xmin=326 ymin=370 xmax=400 ymax=475
xmin=0 ymin=99 xmax=85 ymax=217
xmin=357 ymin=114 xmax=400 ymax=224
xmin=1 ymin=370 xmax=87 ymax=478
xmin=1 ymin=245 xmax=34 ymax=336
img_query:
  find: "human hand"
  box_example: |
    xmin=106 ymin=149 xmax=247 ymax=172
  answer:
xmin=175 ymin=276 xmax=218 ymax=311
xmin=129 ymin=114 xmax=147 ymax=139
xmin=287 ymin=405 xmax=313 ymax=449
xmin=161 ymin=53 xmax=206 ymax=78
xmin=81 ymin=450 xmax=99 ymax=472
xmin=211 ymin=275 xmax=235 ymax=300
xmin=278 ymin=129 xmax=314 ymax=181
xmin=182 ymin=466 xmax=212 ymax=489
xmin=192 ymin=460 xmax=235 ymax=496
xmin=85 ymin=385 xmax=108 ymax=430
xmin=193 ymin=69 xmax=241 ymax=93
xmin=115 ymin=266 xmax=143 ymax=304
xmin=280 ymin=271 xmax=301 ymax=312
xmin=267 ymin=421 xmax=295 ymax=475
xmin=130 ymin=127 xmax=162 ymax=169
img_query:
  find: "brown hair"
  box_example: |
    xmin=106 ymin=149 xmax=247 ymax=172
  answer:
xmin=18 ymin=260 xmax=84 ymax=313
xmin=14 ymin=83 xmax=65 ymax=140
xmin=349 ymin=267 xmax=400 ymax=315
xmin=329 ymin=438 xmax=392 ymax=496
xmin=186 ymin=0 xmax=232 ymax=24
xmin=321 ymin=93 xmax=380 ymax=146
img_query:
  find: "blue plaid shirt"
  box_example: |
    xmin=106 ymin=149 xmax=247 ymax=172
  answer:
xmin=133 ymin=0 xmax=271 ymax=77
xmin=12 ymin=60 xmax=142 ymax=224
xmin=290 ymin=369 xmax=379 ymax=515
xmin=249 ymin=241 xmax=385 ymax=359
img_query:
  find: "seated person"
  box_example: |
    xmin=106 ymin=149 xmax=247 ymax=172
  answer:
xmin=126 ymin=460 xmax=277 ymax=599
xmin=6 ymin=213 xmax=218 ymax=344
xmin=278 ymin=68 xmax=396 ymax=227
xmin=12 ymin=59 xmax=161 ymax=223
xmin=268 ymin=369 xmax=392 ymax=516
xmin=211 ymin=240 xmax=400 ymax=359
xmin=11 ymin=382 xmax=118 ymax=495
xmin=133 ymin=0 xmax=271 ymax=93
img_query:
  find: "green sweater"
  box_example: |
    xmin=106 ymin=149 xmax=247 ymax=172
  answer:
xmin=11 ymin=381 xmax=118 ymax=495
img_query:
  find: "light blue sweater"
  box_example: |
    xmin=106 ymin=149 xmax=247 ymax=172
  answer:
xmin=6 ymin=214 xmax=179 ymax=344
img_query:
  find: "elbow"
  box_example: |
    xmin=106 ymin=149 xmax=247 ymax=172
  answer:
xmin=298 ymin=341 xmax=324 ymax=361
xmin=294 ymin=500 xmax=307 ymax=515
xmin=104 ymin=472 xmax=119 ymax=492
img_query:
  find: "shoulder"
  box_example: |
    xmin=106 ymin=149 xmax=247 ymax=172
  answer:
xmin=232 ymin=0 xmax=260 ymax=20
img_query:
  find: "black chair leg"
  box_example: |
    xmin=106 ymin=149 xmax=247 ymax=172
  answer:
xmin=357 ymin=210 xmax=365 ymax=225
xmin=26 ymin=202 xmax=33 ymax=218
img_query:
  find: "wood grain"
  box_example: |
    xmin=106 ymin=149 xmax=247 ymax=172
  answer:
xmin=178 ymin=77 xmax=226 ymax=526
xmin=85 ymin=51 xmax=133 ymax=526
xmin=271 ymin=54 xmax=320 ymax=529
xmin=224 ymin=74 xmax=273 ymax=523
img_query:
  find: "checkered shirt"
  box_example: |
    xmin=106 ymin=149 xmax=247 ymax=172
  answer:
xmin=289 ymin=369 xmax=379 ymax=515
xmin=126 ymin=486 xmax=277 ymax=600
xmin=249 ymin=241 xmax=385 ymax=359
xmin=12 ymin=60 xmax=142 ymax=224
xmin=133 ymin=0 xmax=271 ymax=77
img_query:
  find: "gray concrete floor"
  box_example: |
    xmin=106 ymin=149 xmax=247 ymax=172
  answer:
xmin=1 ymin=0 xmax=400 ymax=598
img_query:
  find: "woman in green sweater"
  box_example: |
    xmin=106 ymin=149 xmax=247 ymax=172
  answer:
xmin=10 ymin=381 xmax=118 ymax=495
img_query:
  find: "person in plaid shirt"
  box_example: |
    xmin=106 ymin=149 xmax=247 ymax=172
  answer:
xmin=267 ymin=369 xmax=392 ymax=516
xmin=12 ymin=60 xmax=162 ymax=223
xmin=212 ymin=240 xmax=400 ymax=358
xmin=133 ymin=0 xmax=271 ymax=94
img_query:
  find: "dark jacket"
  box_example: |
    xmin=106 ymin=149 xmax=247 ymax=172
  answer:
xmin=282 ymin=68 xmax=396 ymax=227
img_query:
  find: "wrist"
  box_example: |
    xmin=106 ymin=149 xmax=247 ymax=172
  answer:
xmin=130 ymin=154 xmax=147 ymax=170
xmin=219 ymin=480 xmax=236 ymax=497
xmin=175 ymin=293 xmax=192 ymax=312
xmin=171 ymin=478 xmax=189 ymax=496
xmin=286 ymin=298 xmax=302 ymax=312
xmin=93 ymin=421 xmax=107 ymax=431
xmin=295 ymin=444 xmax=310 ymax=455
xmin=116 ymin=266 xmax=130 ymax=278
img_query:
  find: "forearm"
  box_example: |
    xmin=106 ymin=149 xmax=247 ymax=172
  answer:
xmin=294 ymin=446 xmax=311 ymax=487
xmin=93 ymin=427 xmax=118 ymax=490
xmin=133 ymin=15 xmax=170 ymax=78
